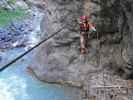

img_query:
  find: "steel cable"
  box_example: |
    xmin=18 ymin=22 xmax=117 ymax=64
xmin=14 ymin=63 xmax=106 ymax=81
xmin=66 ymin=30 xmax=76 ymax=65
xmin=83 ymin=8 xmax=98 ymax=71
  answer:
xmin=0 ymin=26 xmax=65 ymax=72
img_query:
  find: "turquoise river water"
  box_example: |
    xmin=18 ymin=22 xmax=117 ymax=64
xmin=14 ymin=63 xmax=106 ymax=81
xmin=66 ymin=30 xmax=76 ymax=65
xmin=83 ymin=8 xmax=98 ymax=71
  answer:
xmin=0 ymin=48 xmax=80 ymax=100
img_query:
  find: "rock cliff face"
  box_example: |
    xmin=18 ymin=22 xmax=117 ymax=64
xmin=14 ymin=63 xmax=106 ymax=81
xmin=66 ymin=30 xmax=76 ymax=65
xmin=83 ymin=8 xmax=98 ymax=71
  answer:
xmin=31 ymin=0 xmax=133 ymax=99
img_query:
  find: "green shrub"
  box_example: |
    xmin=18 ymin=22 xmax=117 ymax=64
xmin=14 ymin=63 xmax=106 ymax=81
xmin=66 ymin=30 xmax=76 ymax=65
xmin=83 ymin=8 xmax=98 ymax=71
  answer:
xmin=0 ymin=9 xmax=27 ymax=26
xmin=7 ymin=0 xmax=16 ymax=5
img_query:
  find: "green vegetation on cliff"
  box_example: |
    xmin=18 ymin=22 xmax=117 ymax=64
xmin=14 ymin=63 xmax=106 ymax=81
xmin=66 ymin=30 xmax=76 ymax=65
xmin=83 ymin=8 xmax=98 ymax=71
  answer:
xmin=0 ymin=9 xmax=27 ymax=26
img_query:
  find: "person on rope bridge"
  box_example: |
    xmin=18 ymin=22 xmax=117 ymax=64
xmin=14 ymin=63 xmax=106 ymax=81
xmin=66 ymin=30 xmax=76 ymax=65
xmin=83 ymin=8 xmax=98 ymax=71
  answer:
xmin=80 ymin=15 xmax=96 ymax=54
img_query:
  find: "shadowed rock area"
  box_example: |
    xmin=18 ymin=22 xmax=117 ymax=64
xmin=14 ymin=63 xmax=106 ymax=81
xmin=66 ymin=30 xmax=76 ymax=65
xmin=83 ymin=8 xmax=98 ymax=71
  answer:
xmin=30 ymin=0 xmax=133 ymax=99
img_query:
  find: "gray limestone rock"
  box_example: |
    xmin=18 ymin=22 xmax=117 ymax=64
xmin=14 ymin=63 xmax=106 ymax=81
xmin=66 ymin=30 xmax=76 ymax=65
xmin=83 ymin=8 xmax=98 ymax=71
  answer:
xmin=31 ymin=0 xmax=133 ymax=99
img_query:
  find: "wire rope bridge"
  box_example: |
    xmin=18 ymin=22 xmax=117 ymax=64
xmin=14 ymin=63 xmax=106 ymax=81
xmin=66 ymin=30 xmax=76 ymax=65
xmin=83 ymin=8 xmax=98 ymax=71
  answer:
xmin=0 ymin=25 xmax=133 ymax=100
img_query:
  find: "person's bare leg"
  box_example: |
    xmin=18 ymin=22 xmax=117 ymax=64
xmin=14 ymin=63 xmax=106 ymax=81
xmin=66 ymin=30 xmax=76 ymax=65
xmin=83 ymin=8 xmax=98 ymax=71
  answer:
xmin=80 ymin=33 xmax=86 ymax=54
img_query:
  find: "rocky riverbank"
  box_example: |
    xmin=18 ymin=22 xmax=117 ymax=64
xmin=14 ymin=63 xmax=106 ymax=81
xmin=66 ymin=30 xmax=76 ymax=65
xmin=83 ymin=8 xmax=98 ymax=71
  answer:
xmin=0 ymin=2 xmax=44 ymax=67
xmin=0 ymin=19 xmax=32 ymax=49
xmin=0 ymin=9 xmax=43 ymax=50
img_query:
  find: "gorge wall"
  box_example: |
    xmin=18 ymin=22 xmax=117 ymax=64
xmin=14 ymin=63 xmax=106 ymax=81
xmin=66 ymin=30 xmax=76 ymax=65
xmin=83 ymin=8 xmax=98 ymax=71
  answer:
xmin=31 ymin=0 xmax=133 ymax=99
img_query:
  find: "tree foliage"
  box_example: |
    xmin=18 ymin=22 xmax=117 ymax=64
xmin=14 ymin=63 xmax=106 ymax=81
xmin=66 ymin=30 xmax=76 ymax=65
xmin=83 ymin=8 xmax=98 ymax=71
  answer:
xmin=7 ymin=0 xmax=16 ymax=5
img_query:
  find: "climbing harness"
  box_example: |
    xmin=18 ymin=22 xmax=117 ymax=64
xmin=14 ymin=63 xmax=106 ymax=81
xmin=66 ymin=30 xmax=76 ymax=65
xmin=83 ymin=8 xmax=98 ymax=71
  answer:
xmin=0 ymin=26 xmax=65 ymax=72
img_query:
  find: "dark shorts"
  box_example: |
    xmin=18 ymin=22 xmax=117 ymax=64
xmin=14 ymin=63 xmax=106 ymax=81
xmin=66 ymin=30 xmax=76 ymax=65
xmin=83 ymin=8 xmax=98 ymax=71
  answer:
xmin=80 ymin=30 xmax=89 ymax=32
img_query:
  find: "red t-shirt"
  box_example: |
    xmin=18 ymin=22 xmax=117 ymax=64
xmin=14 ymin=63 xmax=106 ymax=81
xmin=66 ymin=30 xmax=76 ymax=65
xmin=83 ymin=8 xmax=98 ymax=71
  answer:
xmin=80 ymin=23 xmax=90 ymax=32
